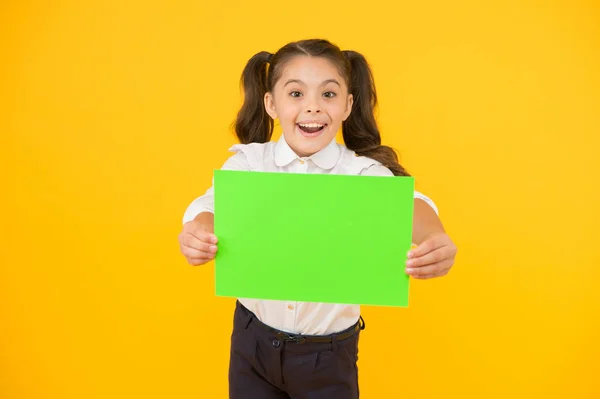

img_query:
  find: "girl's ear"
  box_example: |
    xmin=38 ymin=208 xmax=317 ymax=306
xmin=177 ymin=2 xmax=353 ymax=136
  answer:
xmin=264 ymin=92 xmax=278 ymax=119
xmin=343 ymin=93 xmax=354 ymax=121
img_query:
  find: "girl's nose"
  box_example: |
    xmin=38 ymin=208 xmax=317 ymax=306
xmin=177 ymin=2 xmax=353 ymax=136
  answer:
xmin=306 ymin=94 xmax=322 ymax=113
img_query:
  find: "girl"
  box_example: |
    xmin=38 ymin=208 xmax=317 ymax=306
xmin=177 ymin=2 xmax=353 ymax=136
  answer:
xmin=179 ymin=39 xmax=457 ymax=399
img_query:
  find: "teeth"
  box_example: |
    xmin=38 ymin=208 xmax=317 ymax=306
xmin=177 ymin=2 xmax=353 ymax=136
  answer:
xmin=299 ymin=123 xmax=324 ymax=128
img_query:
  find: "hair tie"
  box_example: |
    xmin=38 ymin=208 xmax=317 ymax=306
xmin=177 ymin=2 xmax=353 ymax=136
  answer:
xmin=267 ymin=53 xmax=273 ymax=63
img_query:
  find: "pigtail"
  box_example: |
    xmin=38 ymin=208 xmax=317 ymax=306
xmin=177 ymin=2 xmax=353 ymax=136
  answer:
xmin=234 ymin=51 xmax=273 ymax=144
xmin=342 ymin=50 xmax=410 ymax=176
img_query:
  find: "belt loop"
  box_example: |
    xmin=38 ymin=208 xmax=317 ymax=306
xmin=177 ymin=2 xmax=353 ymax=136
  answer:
xmin=331 ymin=333 xmax=339 ymax=353
xmin=238 ymin=302 xmax=253 ymax=330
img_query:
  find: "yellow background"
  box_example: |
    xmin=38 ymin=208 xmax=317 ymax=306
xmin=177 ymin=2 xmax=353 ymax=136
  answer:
xmin=1 ymin=0 xmax=599 ymax=398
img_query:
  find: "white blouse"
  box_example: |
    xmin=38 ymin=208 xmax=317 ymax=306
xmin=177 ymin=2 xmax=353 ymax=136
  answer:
xmin=183 ymin=135 xmax=438 ymax=335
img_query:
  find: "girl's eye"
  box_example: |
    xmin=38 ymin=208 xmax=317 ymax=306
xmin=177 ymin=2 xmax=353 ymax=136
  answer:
xmin=289 ymin=91 xmax=302 ymax=98
xmin=323 ymin=91 xmax=336 ymax=98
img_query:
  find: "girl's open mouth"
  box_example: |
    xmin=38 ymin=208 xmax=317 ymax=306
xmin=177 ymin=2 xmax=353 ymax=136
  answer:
xmin=297 ymin=122 xmax=327 ymax=137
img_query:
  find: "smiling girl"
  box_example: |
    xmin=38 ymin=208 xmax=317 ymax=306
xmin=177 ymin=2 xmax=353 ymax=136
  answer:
xmin=179 ymin=39 xmax=457 ymax=399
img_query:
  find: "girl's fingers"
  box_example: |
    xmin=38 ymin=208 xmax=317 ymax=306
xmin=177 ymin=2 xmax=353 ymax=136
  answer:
xmin=180 ymin=234 xmax=218 ymax=258
xmin=181 ymin=245 xmax=216 ymax=260
xmin=406 ymin=246 xmax=452 ymax=268
xmin=408 ymin=233 xmax=456 ymax=259
xmin=179 ymin=221 xmax=218 ymax=266
xmin=184 ymin=246 xmax=217 ymax=265
xmin=181 ymin=220 xmax=217 ymax=244
xmin=406 ymin=260 xmax=453 ymax=278
xmin=407 ymin=238 xmax=437 ymax=259
xmin=190 ymin=228 xmax=218 ymax=245
xmin=187 ymin=257 xmax=213 ymax=266
xmin=412 ymin=273 xmax=442 ymax=280
xmin=188 ymin=241 xmax=218 ymax=254
xmin=180 ymin=233 xmax=218 ymax=254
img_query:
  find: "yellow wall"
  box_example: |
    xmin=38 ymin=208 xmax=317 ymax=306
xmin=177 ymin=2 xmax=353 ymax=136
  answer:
xmin=1 ymin=1 xmax=599 ymax=398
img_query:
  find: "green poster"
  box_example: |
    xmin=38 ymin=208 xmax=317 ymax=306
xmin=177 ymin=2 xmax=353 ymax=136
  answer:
xmin=213 ymin=170 xmax=414 ymax=307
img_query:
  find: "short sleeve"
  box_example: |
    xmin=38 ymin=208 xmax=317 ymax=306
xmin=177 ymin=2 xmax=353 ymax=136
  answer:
xmin=359 ymin=163 xmax=439 ymax=215
xmin=182 ymin=150 xmax=252 ymax=224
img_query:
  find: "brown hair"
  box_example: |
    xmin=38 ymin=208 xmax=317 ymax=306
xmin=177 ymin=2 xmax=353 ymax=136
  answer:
xmin=233 ymin=39 xmax=409 ymax=176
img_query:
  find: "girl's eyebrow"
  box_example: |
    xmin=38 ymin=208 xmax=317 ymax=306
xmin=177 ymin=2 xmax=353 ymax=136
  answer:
xmin=283 ymin=79 xmax=341 ymax=87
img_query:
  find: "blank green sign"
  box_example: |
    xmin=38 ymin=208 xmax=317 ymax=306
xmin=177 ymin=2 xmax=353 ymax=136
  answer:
xmin=213 ymin=170 xmax=415 ymax=307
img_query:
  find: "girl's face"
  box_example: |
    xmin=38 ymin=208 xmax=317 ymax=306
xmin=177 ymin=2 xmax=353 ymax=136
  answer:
xmin=264 ymin=56 xmax=353 ymax=157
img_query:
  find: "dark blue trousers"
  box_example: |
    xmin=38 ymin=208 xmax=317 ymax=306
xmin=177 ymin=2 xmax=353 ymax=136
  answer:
xmin=228 ymin=301 xmax=362 ymax=399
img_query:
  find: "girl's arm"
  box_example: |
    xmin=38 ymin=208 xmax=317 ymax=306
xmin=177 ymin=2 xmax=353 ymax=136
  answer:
xmin=412 ymin=198 xmax=445 ymax=244
xmin=361 ymin=164 xmax=457 ymax=279
xmin=407 ymin=199 xmax=457 ymax=279
xmin=179 ymin=150 xmax=250 ymax=266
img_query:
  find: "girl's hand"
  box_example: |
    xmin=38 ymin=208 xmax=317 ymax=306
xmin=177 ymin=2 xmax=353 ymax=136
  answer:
xmin=178 ymin=212 xmax=218 ymax=266
xmin=405 ymin=232 xmax=457 ymax=279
